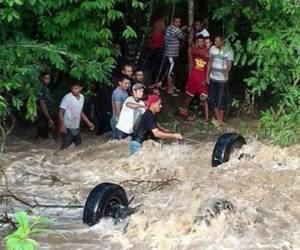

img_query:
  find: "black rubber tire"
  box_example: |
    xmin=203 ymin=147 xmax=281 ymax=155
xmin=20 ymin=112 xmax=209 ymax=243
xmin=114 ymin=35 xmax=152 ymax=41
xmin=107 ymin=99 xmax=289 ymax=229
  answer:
xmin=83 ymin=183 xmax=128 ymax=226
xmin=212 ymin=133 xmax=246 ymax=167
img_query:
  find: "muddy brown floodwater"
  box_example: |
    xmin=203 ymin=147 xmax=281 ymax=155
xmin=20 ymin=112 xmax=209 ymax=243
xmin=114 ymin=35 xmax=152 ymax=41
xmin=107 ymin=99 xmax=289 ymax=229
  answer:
xmin=0 ymin=132 xmax=300 ymax=250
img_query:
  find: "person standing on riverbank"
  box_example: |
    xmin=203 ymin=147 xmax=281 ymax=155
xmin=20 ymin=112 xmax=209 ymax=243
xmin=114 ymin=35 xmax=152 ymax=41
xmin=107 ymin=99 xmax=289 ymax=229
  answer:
xmin=129 ymin=95 xmax=183 ymax=154
xmin=121 ymin=64 xmax=134 ymax=95
xmin=194 ymin=19 xmax=210 ymax=39
xmin=179 ymin=35 xmax=209 ymax=122
xmin=36 ymin=72 xmax=54 ymax=139
xmin=149 ymin=18 xmax=165 ymax=83
xmin=162 ymin=17 xmax=186 ymax=96
xmin=207 ymin=35 xmax=234 ymax=127
xmin=59 ymin=82 xmax=94 ymax=149
xmin=205 ymin=37 xmax=212 ymax=49
xmin=122 ymin=64 xmax=133 ymax=79
xmin=133 ymin=68 xmax=161 ymax=97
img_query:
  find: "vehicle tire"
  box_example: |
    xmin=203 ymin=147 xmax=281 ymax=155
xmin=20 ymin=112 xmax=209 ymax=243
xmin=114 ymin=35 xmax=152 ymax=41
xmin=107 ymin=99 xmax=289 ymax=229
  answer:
xmin=212 ymin=133 xmax=246 ymax=167
xmin=83 ymin=183 xmax=128 ymax=226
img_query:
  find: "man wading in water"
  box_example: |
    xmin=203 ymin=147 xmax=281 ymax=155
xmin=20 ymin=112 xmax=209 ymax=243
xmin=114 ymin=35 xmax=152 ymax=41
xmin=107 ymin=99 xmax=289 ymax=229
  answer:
xmin=110 ymin=75 xmax=130 ymax=139
xmin=59 ymin=82 xmax=94 ymax=149
xmin=36 ymin=72 xmax=54 ymax=139
xmin=116 ymin=83 xmax=146 ymax=139
xmin=129 ymin=95 xmax=183 ymax=154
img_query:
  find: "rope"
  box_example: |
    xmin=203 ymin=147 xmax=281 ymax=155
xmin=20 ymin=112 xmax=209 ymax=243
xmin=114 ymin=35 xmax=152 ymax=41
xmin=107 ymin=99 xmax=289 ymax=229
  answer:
xmin=171 ymin=3 xmax=175 ymax=23
xmin=183 ymin=137 xmax=202 ymax=144
xmin=155 ymin=55 xmax=166 ymax=83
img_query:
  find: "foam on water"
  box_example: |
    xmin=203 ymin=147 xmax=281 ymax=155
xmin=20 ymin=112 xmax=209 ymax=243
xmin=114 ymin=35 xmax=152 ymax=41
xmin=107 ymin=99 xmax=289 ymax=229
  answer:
xmin=1 ymin=134 xmax=300 ymax=250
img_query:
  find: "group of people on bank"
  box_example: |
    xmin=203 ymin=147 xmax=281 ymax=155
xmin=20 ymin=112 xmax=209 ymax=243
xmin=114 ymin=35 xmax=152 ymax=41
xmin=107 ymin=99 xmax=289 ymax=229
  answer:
xmin=36 ymin=16 xmax=234 ymax=154
xmin=151 ymin=16 xmax=234 ymax=126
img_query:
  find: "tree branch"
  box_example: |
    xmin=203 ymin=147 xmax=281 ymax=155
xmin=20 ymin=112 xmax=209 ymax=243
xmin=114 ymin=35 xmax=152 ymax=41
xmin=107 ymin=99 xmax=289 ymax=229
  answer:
xmin=120 ymin=173 xmax=181 ymax=193
xmin=0 ymin=212 xmax=16 ymax=229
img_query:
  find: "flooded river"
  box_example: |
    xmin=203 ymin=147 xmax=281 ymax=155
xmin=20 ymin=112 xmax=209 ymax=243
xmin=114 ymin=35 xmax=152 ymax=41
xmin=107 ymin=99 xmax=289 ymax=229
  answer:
xmin=1 ymin=132 xmax=300 ymax=249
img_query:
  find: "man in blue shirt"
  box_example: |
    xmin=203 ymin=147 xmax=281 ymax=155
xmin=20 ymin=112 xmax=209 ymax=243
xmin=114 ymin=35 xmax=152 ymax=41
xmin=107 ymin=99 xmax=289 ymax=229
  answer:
xmin=110 ymin=75 xmax=131 ymax=139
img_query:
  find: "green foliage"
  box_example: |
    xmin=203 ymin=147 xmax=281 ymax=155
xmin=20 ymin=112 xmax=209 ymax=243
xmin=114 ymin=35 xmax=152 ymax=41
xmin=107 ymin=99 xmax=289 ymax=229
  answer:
xmin=0 ymin=0 xmax=140 ymax=121
xmin=0 ymin=42 xmax=81 ymax=120
xmin=123 ymin=26 xmax=138 ymax=40
xmin=132 ymin=0 xmax=144 ymax=10
xmin=5 ymin=211 xmax=52 ymax=250
xmin=259 ymin=85 xmax=300 ymax=146
xmin=259 ymin=108 xmax=300 ymax=147
xmin=214 ymin=0 xmax=300 ymax=146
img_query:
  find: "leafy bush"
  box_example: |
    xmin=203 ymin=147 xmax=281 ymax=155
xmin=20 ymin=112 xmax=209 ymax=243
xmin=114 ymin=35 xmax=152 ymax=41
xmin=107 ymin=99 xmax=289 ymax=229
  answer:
xmin=259 ymin=85 xmax=300 ymax=146
xmin=213 ymin=0 xmax=300 ymax=146
xmin=259 ymin=108 xmax=300 ymax=147
xmin=5 ymin=211 xmax=52 ymax=250
xmin=0 ymin=0 xmax=140 ymax=121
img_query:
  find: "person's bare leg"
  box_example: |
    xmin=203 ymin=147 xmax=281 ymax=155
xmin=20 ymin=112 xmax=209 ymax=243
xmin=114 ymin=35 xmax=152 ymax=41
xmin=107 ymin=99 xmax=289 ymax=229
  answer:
xmin=167 ymin=77 xmax=174 ymax=93
xmin=180 ymin=94 xmax=193 ymax=114
xmin=214 ymin=107 xmax=219 ymax=121
xmin=203 ymin=101 xmax=209 ymax=122
xmin=219 ymin=110 xmax=225 ymax=125
xmin=179 ymin=95 xmax=192 ymax=117
xmin=184 ymin=95 xmax=193 ymax=110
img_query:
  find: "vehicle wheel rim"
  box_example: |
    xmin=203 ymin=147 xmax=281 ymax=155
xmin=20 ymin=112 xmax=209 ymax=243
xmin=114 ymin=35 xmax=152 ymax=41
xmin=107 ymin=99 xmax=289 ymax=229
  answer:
xmin=95 ymin=197 xmax=122 ymax=218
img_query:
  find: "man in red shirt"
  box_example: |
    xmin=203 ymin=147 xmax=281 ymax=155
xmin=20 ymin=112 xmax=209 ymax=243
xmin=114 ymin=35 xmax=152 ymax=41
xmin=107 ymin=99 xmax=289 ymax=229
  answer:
xmin=179 ymin=35 xmax=209 ymax=122
xmin=148 ymin=18 xmax=165 ymax=84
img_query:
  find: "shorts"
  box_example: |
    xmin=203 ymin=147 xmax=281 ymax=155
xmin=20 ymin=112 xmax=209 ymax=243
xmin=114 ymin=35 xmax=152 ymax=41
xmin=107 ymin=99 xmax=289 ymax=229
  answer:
xmin=61 ymin=128 xmax=81 ymax=149
xmin=208 ymin=79 xmax=229 ymax=110
xmin=111 ymin=116 xmax=130 ymax=140
xmin=185 ymin=71 xmax=208 ymax=97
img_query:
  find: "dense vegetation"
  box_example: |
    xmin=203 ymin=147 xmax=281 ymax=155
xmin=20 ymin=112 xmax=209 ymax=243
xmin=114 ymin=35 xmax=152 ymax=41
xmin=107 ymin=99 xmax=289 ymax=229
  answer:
xmin=214 ymin=0 xmax=300 ymax=146
xmin=1 ymin=0 xmax=300 ymax=146
xmin=0 ymin=0 xmax=142 ymax=122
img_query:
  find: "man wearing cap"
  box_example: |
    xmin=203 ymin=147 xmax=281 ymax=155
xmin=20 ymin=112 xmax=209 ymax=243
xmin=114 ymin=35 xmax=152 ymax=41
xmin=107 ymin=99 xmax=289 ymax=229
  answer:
xmin=129 ymin=95 xmax=183 ymax=154
xmin=116 ymin=83 xmax=146 ymax=139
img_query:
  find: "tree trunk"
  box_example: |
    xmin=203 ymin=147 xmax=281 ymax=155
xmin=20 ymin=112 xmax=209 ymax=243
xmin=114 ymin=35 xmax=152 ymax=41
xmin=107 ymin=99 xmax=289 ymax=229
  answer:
xmin=188 ymin=0 xmax=194 ymax=45
xmin=187 ymin=0 xmax=194 ymax=68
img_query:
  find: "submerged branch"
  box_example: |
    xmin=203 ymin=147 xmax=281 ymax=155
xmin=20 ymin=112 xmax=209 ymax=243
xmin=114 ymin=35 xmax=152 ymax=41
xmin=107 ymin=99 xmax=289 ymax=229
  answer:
xmin=120 ymin=173 xmax=181 ymax=193
xmin=23 ymin=171 xmax=70 ymax=186
xmin=0 ymin=212 xmax=16 ymax=229
xmin=0 ymin=193 xmax=84 ymax=209
xmin=0 ymin=124 xmax=6 ymax=161
xmin=32 ymin=197 xmax=83 ymax=209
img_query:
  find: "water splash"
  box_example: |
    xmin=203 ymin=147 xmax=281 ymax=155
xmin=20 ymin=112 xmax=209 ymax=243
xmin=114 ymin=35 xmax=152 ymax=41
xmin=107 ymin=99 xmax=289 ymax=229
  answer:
xmin=1 ymin=134 xmax=299 ymax=250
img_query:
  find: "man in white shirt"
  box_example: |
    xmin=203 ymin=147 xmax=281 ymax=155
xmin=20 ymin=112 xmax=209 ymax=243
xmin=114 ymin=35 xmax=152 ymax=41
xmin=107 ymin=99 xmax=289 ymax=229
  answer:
xmin=207 ymin=35 xmax=234 ymax=126
xmin=59 ymin=82 xmax=94 ymax=149
xmin=194 ymin=20 xmax=210 ymax=39
xmin=116 ymin=83 xmax=145 ymax=139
